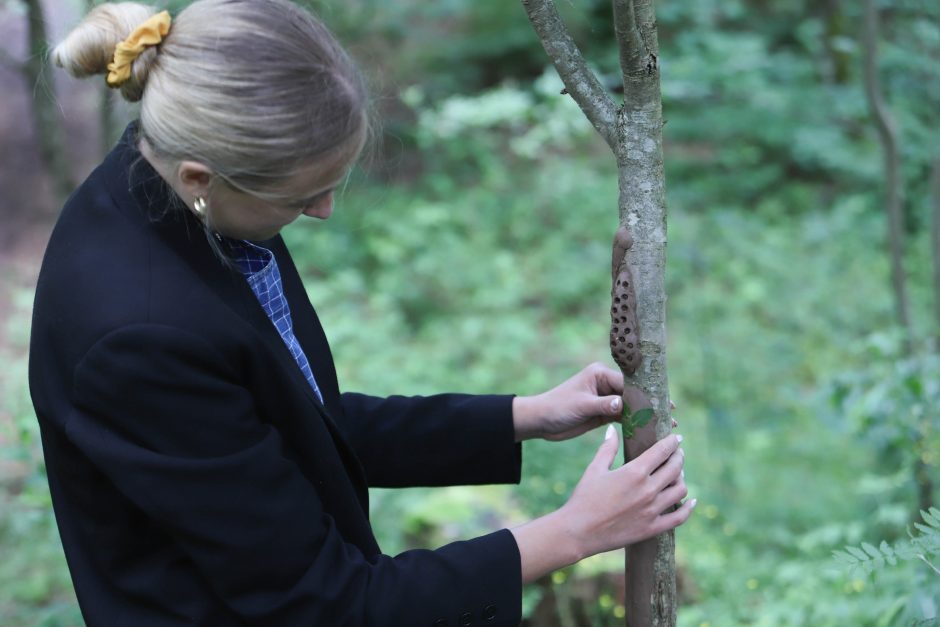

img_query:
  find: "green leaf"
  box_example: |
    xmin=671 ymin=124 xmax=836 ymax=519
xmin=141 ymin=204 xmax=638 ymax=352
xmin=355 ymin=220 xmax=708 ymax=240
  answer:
xmin=846 ymin=546 xmax=869 ymax=562
xmin=921 ymin=509 xmax=940 ymax=530
xmin=832 ymin=550 xmax=858 ymax=565
xmin=632 ymin=408 xmax=655 ymax=427
xmin=861 ymin=543 xmax=885 ymax=569
xmin=880 ymin=540 xmax=897 ymax=566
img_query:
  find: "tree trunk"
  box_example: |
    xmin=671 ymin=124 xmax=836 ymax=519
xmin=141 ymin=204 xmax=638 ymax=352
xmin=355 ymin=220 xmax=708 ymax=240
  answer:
xmin=932 ymin=158 xmax=940 ymax=335
xmin=521 ymin=1 xmax=674 ymax=624
xmin=613 ymin=3 xmax=673 ymax=626
xmin=862 ymin=0 xmax=934 ymax=514
xmin=862 ymin=0 xmax=912 ymax=351
xmin=24 ymin=0 xmax=74 ymax=203
xmin=822 ymin=0 xmax=851 ymax=85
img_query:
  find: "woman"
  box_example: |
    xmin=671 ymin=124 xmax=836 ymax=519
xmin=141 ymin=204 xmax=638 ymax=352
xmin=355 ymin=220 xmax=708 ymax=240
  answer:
xmin=28 ymin=1 xmax=693 ymax=625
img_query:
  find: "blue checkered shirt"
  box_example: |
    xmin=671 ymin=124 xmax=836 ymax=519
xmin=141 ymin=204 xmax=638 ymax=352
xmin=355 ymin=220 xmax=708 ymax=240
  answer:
xmin=228 ymin=239 xmax=324 ymax=404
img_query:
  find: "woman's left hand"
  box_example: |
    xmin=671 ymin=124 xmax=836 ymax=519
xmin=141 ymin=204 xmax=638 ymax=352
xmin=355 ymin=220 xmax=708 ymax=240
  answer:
xmin=513 ymin=363 xmax=625 ymax=442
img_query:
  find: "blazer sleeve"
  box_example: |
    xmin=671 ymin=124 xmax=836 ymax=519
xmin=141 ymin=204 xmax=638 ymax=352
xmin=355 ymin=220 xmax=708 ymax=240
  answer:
xmin=339 ymin=392 xmax=522 ymax=489
xmin=69 ymin=323 xmax=522 ymax=626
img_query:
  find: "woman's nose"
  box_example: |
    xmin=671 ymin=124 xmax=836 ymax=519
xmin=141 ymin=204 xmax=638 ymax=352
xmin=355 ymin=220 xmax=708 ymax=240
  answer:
xmin=302 ymin=191 xmax=334 ymax=220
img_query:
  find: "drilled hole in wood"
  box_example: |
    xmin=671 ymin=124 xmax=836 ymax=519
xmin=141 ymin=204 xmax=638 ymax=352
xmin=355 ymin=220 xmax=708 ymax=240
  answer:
xmin=619 ymin=349 xmax=626 ymax=354
xmin=625 ymin=328 xmax=631 ymax=334
xmin=614 ymin=297 xmax=621 ymax=303
xmin=618 ymin=336 xmax=625 ymax=343
xmin=627 ymin=355 xmax=633 ymax=361
xmin=627 ymin=343 xmax=634 ymax=348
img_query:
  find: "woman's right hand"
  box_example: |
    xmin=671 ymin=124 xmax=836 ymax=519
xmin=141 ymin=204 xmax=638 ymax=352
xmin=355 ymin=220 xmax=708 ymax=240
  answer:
xmin=510 ymin=427 xmax=694 ymax=583
xmin=561 ymin=427 xmax=693 ymax=560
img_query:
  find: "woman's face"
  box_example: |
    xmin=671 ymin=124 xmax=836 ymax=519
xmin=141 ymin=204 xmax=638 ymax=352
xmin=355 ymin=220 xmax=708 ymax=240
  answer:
xmin=206 ymin=149 xmax=353 ymax=242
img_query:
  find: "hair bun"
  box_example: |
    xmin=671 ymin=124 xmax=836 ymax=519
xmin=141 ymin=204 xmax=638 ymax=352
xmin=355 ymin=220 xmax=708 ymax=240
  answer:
xmin=52 ymin=2 xmax=163 ymax=102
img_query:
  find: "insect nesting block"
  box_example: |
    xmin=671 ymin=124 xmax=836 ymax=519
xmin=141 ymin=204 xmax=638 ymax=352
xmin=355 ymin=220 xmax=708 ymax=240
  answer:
xmin=610 ymin=226 xmax=640 ymax=376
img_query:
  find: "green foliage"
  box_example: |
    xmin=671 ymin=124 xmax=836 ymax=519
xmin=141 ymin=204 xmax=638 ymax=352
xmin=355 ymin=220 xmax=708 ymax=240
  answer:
xmin=6 ymin=0 xmax=940 ymax=624
xmin=834 ymin=508 xmax=940 ymax=578
xmin=620 ymin=405 xmax=654 ymax=440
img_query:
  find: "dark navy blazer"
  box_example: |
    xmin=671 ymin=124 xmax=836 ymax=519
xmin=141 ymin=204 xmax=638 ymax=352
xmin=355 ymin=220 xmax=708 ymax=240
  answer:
xmin=28 ymin=123 xmax=523 ymax=626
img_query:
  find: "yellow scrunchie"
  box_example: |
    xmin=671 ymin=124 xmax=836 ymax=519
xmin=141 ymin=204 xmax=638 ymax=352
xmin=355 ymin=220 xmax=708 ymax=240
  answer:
xmin=106 ymin=11 xmax=172 ymax=88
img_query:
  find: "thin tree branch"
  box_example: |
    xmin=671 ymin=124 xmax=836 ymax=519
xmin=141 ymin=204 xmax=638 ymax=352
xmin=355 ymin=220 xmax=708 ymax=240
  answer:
xmin=520 ymin=0 xmax=619 ymax=152
xmin=612 ymin=0 xmax=644 ymax=79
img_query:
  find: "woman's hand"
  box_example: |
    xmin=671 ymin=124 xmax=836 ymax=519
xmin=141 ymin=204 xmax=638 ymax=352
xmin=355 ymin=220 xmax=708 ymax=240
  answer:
xmin=513 ymin=363 xmax=624 ymax=442
xmin=509 ymin=429 xmax=694 ymax=583
xmin=561 ymin=429 xmax=693 ymax=558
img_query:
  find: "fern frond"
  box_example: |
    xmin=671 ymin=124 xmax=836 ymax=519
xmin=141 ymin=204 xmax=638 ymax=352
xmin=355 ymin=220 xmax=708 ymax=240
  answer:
xmin=834 ymin=509 xmax=940 ymax=578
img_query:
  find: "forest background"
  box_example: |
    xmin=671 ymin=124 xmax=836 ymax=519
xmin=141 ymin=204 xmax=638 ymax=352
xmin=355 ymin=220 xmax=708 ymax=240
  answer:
xmin=0 ymin=0 xmax=938 ymax=625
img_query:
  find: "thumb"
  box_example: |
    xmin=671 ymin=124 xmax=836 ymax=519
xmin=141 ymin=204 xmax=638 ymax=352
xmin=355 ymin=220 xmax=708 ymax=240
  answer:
xmin=589 ymin=424 xmax=620 ymax=473
xmin=600 ymin=395 xmax=622 ymax=416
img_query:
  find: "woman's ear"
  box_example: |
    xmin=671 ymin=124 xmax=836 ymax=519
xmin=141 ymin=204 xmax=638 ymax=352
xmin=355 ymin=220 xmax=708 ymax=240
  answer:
xmin=176 ymin=161 xmax=214 ymax=200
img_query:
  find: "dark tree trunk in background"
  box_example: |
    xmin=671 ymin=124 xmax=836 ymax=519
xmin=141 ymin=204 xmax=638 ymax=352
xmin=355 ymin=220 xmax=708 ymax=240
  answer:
xmin=521 ymin=0 xmax=674 ymax=624
xmin=862 ymin=0 xmax=912 ymax=352
xmin=932 ymin=158 xmax=940 ymax=336
xmin=863 ymin=0 xmax=934 ymax=514
xmin=822 ymin=0 xmax=851 ymax=85
xmin=24 ymin=0 xmax=74 ymax=203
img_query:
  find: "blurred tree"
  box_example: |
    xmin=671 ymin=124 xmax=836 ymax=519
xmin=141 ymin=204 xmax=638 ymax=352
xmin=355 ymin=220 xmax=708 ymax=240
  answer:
xmin=863 ymin=0 xmax=911 ymax=349
xmin=863 ymin=0 xmax=934 ymax=515
xmin=521 ymin=0 xmax=674 ymax=624
xmin=21 ymin=0 xmax=74 ymax=202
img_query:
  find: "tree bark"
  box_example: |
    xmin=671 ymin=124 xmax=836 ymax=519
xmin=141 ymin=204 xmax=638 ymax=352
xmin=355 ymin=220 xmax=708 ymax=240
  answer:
xmin=24 ymin=0 xmax=74 ymax=203
xmin=862 ymin=0 xmax=912 ymax=351
xmin=613 ymin=3 xmax=673 ymax=625
xmin=521 ymin=1 xmax=674 ymax=625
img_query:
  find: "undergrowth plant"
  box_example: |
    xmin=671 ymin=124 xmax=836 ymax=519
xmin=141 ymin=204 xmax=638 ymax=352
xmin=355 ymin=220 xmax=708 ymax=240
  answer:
xmin=834 ymin=508 xmax=940 ymax=578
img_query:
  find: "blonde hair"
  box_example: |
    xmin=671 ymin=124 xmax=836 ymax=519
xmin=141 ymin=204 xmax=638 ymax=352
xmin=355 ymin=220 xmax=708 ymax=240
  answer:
xmin=53 ymin=0 xmax=369 ymax=204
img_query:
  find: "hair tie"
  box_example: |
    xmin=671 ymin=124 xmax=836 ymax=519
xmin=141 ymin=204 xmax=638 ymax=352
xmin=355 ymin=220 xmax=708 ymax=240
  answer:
xmin=106 ymin=11 xmax=171 ymax=88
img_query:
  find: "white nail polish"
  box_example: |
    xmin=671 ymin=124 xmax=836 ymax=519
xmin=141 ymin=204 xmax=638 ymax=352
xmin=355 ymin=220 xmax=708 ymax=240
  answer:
xmin=605 ymin=424 xmax=615 ymax=440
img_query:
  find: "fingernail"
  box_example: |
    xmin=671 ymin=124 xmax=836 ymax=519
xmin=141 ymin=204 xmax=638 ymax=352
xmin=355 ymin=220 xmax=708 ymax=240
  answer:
xmin=605 ymin=424 xmax=615 ymax=440
xmin=610 ymin=397 xmax=620 ymax=411
xmin=681 ymin=470 xmax=685 ymax=478
xmin=676 ymin=434 xmax=683 ymax=443
xmin=690 ymin=498 xmax=698 ymax=508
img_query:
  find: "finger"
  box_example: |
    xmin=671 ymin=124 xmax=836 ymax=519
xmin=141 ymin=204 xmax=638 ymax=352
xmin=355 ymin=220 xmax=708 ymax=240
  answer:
xmin=593 ymin=364 xmax=624 ymax=396
xmin=600 ymin=395 xmax=623 ymax=417
xmin=653 ymin=479 xmax=689 ymax=514
xmin=651 ymin=448 xmax=684 ymax=490
xmin=631 ymin=434 xmax=681 ymax=476
xmin=588 ymin=424 xmax=621 ymax=473
xmin=651 ymin=498 xmax=696 ymax=535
